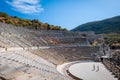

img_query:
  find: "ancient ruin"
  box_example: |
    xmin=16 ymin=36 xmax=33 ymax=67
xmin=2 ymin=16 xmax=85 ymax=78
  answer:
xmin=0 ymin=22 xmax=119 ymax=80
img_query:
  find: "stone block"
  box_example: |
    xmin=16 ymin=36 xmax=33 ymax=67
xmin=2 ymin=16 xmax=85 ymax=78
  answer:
xmin=6 ymin=47 xmax=23 ymax=51
xmin=38 ymin=46 xmax=50 ymax=49
xmin=30 ymin=46 xmax=39 ymax=50
xmin=23 ymin=47 xmax=30 ymax=50
xmin=0 ymin=48 xmax=6 ymax=52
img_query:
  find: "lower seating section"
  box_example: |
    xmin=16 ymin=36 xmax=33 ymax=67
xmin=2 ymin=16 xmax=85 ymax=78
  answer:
xmin=102 ymin=51 xmax=120 ymax=80
xmin=31 ymin=46 xmax=101 ymax=65
xmin=0 ymin=50 xmax=68 ymax=80
xmin=42 ymin=37 xmax=88 ymax=46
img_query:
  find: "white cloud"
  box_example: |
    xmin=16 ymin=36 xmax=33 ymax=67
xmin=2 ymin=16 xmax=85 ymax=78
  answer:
xmin=6 ymin=0 xmax=44 ymax=14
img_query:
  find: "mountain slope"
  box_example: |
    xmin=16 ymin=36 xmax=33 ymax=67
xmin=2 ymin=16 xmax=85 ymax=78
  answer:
xmin=0 ymin=12 xmax=67 ymax=30
xmin=72 ymin=16 xmax=120 ymax=34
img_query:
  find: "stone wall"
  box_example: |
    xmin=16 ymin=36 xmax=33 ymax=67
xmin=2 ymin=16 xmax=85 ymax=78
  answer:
xmin=102 ymin=51 xmax=120 ymax=80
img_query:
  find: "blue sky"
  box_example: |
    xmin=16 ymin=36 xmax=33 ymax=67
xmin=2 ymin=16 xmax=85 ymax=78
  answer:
xmin=0 ymin=0 xmax=120 ymax=30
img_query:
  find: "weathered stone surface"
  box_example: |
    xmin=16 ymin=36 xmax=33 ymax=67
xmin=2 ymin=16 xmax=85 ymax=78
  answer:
xmin=30 ymin=46 xmax=39 ymax=50
xmin=0 ymin=22 xmax=104 ymax=80
xmin=0 ymin=48 xmax=6 ymax=52
xmin=6 ymin=47 xmax=23 ymax=51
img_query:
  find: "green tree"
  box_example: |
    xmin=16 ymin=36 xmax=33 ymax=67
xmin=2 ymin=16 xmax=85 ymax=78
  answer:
xmin=0 ymin=12 xmax=9 ymax=17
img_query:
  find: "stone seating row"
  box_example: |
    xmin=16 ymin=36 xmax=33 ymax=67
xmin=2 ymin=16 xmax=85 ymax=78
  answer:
xmin=0 ymin=62 xmax=61 ymax=80
xmin=0 ymin=33 xmax=89 ymax=48
xmin=0 ymin=22 xmax=97 ymax=48
xmin=0 ymin=52 xmax=67 ymax=80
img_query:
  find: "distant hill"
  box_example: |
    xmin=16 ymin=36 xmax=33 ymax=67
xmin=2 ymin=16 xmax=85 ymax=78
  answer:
xmin=72 ymin=16 xmax=120 ymax=34
xmin=0 ymin=12 xmax=67 ymax=30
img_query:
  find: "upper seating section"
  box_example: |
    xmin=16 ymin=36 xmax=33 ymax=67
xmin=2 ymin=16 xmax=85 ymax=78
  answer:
xmin=0 ymin=22 xmax=94 ymax=48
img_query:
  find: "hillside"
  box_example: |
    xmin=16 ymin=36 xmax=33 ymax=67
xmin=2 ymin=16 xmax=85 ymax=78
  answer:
xmin=0 ymin=12 xmax=66 ymax=30
xmin=72 ymin=16 xmax=120 ymax=34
